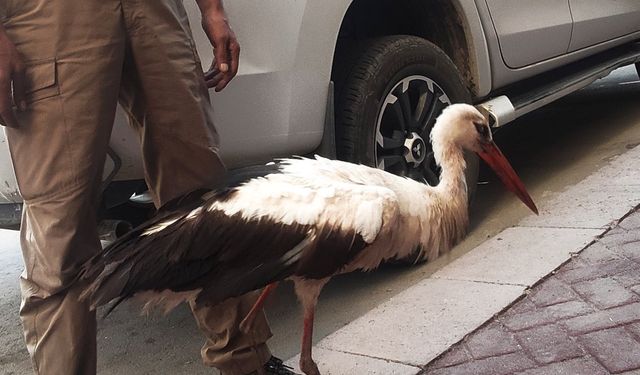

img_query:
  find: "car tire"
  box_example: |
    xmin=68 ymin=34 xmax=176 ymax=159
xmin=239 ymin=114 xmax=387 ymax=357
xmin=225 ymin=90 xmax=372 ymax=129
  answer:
xmin=335 ymin=35 xmax=478 ymax=197
xmin=334 ymin=36 xmax=478 ymax=265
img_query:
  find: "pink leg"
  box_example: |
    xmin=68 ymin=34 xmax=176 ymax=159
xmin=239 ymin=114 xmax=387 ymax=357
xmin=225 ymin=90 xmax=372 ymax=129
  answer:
xmin=299 ymin=302 xmax=320 ymax=375
xmin=293 ymin=278 xmax=328 ymax=375
xmin=239 ymin=282 xmax=278 ymax=334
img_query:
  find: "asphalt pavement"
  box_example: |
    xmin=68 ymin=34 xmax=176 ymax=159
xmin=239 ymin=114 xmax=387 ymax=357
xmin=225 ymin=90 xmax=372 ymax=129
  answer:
xmin=1 ymin=65 xmax=639 ymax=374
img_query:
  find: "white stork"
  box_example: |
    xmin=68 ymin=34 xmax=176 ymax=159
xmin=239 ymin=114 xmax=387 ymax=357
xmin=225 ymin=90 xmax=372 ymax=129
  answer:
xmin=79 ymin=104 xmax=537 ymax=375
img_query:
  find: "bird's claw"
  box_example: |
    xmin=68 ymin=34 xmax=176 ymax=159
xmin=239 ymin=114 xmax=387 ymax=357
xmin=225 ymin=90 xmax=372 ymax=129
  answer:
xmin=299 ymin=358 xmax=320 ymax=375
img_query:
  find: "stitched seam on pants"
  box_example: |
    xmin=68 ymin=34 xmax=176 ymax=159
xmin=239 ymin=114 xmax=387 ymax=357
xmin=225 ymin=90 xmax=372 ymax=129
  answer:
xmin=118 ymin=103 xmax=160 ymax=205
xmin=57 ymin=96 xmax=79 ymax=193
xmin=32 ymin=306 xmax=41 ymax=374
xmin=26 ymin=217 xmax=38 ymax=287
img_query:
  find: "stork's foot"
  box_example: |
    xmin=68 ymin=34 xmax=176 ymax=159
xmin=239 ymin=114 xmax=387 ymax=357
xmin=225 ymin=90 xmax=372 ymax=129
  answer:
xmin=299 ymin=357 xmax=321 ymax=375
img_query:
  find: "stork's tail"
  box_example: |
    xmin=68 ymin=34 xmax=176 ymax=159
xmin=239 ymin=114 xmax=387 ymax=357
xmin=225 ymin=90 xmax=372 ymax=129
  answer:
xmin=78 ymin=255 xmax=133 ymax=313
xmin=78 ymin=228 xmax=313 ymax=317
xmin=78 ymin=189 xmax=214 ymax=312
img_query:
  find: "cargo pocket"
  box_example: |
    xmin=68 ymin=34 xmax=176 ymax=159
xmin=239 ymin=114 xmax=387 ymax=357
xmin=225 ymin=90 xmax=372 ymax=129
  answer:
xmin=24 ymin=58 xmax=60 ymax=103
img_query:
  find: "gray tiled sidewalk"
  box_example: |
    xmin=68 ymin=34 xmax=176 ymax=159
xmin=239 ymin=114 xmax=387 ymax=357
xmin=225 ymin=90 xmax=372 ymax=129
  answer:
xmin=422 ymin=208 xmax=640 ymax=375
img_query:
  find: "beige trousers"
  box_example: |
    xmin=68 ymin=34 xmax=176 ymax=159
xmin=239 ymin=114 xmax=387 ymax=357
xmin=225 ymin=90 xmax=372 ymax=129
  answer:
xmin=1 ymin=1 xmax=272 ymax=374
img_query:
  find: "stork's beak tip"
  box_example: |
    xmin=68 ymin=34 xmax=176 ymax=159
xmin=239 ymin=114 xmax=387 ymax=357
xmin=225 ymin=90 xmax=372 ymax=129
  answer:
xmin=526 ymin=199 xmax=539 ymax=216
xmin=477 ymin=141 xmax=539 ymax=215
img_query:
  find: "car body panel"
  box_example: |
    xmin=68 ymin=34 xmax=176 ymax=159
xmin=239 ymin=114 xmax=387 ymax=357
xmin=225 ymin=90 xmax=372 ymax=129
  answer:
xmin=454 ymin=0 xmax=493 ymax=97
xmin=476 ymin=0 xmax=640 ymax=90
xmin=188 ymin=0 xmax=495 ymax=167
xmin=484 ymin=0 xmax=573 ymax=68
xmin=569 ymin=0 xmax=640 ymax=51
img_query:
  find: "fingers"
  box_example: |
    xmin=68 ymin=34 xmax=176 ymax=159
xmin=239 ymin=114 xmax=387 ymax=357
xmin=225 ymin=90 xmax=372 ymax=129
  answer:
xmin=215 ymin=39 xmax=240 ymax=92
xmin=0 ymin=73 xmax=18 ymax=128
xmin=211 ymin=37 xmax=231 ymax=91
xmin=213 ymin=37 xmax=230 ymax=74
xmin=204 ymin=60 xmax=220 ymax=80
xmin=206 ymin=72 xmax=225 ymax=89
xmin=214 ymin=76 xmax=230 ymax=92
xmin=206 ymin=52 xmax=237 ymax=91
xmin=200 ymin=12 xmax=240 ymax=92
xmin=211 ymin=40 xmax=239 ymax=92
xmin=203 ymin=60 xmax=223 ymax=88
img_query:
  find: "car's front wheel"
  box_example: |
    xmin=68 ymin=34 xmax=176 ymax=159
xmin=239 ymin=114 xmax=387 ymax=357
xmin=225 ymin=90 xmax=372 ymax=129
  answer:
xmin=336 ymin=35 xmax=478 ymax=196
xmin=334 ymin=35 xmax=478 ymax=263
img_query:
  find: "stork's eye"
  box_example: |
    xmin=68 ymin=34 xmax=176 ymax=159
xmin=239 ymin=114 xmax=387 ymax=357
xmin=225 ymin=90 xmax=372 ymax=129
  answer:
xmin=474 ymin=122 xmax=489 ymax=138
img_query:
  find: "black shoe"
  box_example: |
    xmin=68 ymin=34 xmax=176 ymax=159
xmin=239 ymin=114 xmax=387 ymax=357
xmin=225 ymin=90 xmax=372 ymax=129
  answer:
xmin=263 ymin=356 xmax=299 ymax=375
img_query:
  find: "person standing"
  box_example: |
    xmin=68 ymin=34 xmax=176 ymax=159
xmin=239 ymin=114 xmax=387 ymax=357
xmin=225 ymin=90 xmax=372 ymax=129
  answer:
xmin=0 ymin=1 xmax=294 ymax=374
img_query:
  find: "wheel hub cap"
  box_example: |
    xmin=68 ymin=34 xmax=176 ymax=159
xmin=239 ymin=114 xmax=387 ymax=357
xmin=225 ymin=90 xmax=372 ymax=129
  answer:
xmin=374 ymin=75 xmax=451 ymax=185
xmin=404 ymin=132 xmax=427 ymax=165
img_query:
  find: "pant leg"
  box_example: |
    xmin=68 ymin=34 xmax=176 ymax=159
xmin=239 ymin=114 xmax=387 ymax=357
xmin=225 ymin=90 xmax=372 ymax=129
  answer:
xmin=2 ymin=1 xmax=125 ymax=373
xmin=189 ymin=295 xmax=273 ymax=375
xmin=118 ymin=0 xmax=225 ymax=207
xmin=117 ymin=1 xmax=272 ymax=374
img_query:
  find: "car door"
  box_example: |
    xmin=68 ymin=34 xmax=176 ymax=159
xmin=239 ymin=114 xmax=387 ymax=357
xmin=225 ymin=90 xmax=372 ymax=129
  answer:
xmin=484 ymin=0 xmax=573 ymax=68
xmin=568 ymin=0 xmax=640 ymax=51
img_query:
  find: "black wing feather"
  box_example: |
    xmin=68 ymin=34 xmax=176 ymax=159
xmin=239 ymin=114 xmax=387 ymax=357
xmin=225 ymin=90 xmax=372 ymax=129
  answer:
xmin=80 ymin=180 xmax=368 ymax=313
xmin=79 ymin=163 xmax=282 ymax=289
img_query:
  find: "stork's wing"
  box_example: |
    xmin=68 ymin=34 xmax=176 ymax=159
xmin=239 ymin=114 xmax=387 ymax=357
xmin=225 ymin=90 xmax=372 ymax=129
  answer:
xmin=80 ymin=176 xmax=399 ymax=313
xmin=80 ymin=199 xmax=316 ymax=311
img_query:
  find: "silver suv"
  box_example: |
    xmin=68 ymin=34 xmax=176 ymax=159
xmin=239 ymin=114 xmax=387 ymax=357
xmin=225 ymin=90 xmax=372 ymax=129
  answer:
xmin=1 ymin=0 xmax=639 ymax=228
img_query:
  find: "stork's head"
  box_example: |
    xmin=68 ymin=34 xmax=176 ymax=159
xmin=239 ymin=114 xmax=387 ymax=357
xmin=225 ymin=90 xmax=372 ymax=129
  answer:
xmin=431 ymin=103 xmax=491 ymax=153
xmin=431 ymin=104 xmax=538 ymax=214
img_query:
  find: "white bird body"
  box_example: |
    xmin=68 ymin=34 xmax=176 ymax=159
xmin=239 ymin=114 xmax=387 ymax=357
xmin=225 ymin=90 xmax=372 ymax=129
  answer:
xmin=80 ymin=104 xmax=536 ymax=375
xmin=198 ymin=155 xmax=468 ymax=275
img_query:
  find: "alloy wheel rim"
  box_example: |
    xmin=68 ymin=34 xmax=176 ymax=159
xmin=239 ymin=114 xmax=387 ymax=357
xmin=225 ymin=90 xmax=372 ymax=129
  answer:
xmin=374 ymin=75 xmax=451 ymax=185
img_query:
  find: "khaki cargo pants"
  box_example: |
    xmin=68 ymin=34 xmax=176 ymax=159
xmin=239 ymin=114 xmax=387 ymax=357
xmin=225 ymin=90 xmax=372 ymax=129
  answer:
xmin=1 ymin=1 xmax=272 ymax=374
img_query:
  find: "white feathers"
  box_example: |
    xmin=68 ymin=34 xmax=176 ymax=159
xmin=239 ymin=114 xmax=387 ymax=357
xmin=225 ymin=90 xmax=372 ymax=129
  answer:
xmin=207 ymin=149 xmax=468 ymax=257
xmin=208 ymin=173 xmax=398 ymax=243
xmin=431 ymin=104 xmax=486 ymax=163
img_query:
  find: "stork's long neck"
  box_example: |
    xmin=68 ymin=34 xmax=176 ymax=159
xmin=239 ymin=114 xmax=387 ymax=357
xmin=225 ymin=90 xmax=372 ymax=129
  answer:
xmin=416 ymin=137 xmax=469 ymax=261
xmin=433 ymin=140 xmax=468 ymax=203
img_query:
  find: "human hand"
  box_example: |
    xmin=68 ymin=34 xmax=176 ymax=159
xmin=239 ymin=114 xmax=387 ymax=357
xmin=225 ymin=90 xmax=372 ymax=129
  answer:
xmin=0 ymin=27 xmax=25 ymax=128
xmin=198 ymin=1 xmax=240 ymax=92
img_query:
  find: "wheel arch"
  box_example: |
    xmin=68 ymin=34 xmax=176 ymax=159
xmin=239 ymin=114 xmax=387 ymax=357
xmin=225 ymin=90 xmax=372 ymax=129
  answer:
xmin=331 ymin=0 xmax=491 ymax=98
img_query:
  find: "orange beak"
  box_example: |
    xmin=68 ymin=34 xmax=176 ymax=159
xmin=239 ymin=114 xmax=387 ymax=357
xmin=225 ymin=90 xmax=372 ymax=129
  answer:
xmin=477 ymin=141 xmax=539 ymax=215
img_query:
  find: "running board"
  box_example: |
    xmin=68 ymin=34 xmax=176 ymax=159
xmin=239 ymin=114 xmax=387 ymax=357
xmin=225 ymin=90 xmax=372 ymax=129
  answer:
xmin=478 ymin=42 xmax=640 ymax=128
